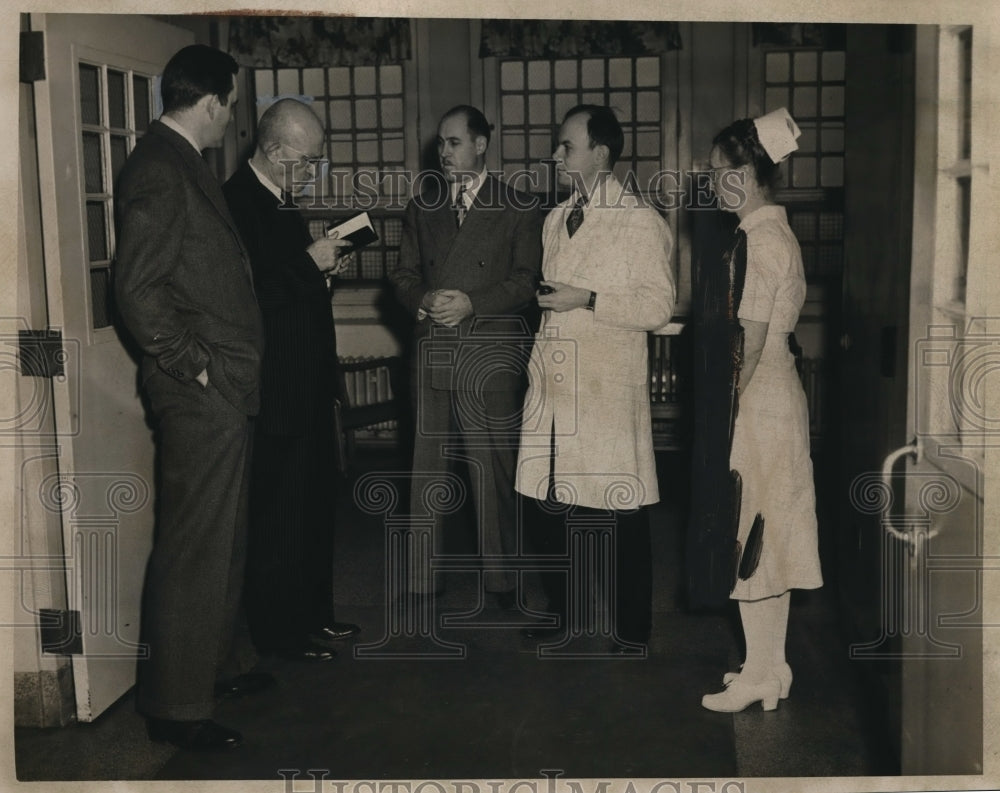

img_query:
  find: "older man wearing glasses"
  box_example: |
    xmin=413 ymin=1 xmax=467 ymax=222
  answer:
xmin=223 ymin=98 xmax=360 ymax=663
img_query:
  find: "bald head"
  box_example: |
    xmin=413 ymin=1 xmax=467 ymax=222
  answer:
xmin=253 ymin=98 xmax=326 ymax=197
xmin=257 ymin=98 xmax=324 ymax=151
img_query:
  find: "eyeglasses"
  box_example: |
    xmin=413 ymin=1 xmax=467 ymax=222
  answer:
xmin=281 ymin=142 xmax=328 ymax=168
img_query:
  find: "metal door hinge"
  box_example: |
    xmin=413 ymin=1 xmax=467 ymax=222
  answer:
xmin=20 ymin=31 xmax=45 ymax=83
xmin=19 ymin=329 xmax=64 ymax=378
xmin=39 ymin=608 xmax=83 ymax=655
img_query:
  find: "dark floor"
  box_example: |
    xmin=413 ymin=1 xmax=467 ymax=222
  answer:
xmin=15 ymin=449 xmax=897 ymax=781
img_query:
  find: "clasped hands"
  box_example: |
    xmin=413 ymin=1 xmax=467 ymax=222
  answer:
xmin=307 ymin=231 xmax=354 ymax=276
xmin=536 ymin=280 xmax=592 ymax=312
xmin=420 ymin=289 xmax=474 ymax=326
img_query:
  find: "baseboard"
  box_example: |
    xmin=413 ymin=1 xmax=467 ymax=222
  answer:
xmin=14 ymin=665 xmax=75 ymax=728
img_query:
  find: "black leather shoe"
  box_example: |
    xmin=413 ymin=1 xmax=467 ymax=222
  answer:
xmin=214 ymin=671 xmax=276 ymax=699
xmin=307 ymin=622 xmax=361 ymax=647
xmin=147 ymin=718 xmax=242 ymax=751
xmin=273 ymin=642 xmax=337 ymax=662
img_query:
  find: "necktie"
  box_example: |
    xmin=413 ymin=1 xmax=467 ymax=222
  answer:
xmin=453 ymin=184 xmax=468 ymax=228
xmin=566 ymin=195 xmax=586 ymax=238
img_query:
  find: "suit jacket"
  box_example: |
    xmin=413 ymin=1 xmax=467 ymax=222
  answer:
xmin=388 ymin=173 xmax=543 ymax=392
xmin=115 ymin=121 xmax=263 ymax=415
xmin=222 ymin=162 xmax=340 ymax=436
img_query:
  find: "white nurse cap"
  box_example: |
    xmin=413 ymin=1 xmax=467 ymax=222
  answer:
xmin=753 ymin=107 xmax=802 ymax=163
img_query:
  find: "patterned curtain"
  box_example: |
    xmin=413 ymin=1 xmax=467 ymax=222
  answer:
xmin=751 ymin=23 xmax=846 ymax=49
xmin=479 ymin=20 xmax=682 ymax=58
xmin=228 ymin=16 xmax=412 ymax=68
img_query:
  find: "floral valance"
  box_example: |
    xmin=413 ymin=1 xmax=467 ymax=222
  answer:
xmin=228 ymin=16 xmax=412 ymax=68
xmin=751 ymin=23 xmax=846 ymax=49
xmin=479 ymin=20 xmax=682 ymax=59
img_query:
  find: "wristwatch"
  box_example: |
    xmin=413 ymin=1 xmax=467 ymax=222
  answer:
xmin=586 ymin=291 xmax=596 ymax=311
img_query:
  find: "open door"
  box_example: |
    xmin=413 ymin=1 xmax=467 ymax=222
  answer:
xmin=841 ymin=24 xmax=996 ymax=773
xmin=30 ymin=13 xmax=194 ymax=721
xmin=891 ymin=23 xmax=993 ymax=775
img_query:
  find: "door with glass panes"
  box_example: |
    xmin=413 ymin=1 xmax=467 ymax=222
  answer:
xmin=31 ymin=13 xmax=193 ymax=721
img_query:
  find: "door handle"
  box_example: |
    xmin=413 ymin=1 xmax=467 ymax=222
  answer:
xmin=879 ymin=439 xmax=936 ymax=546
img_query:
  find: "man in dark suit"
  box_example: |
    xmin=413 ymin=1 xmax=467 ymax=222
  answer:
xmin=222 ymin=98 xmax=360 ymax=660
xmin=115 ymin=45 xmax=266 ymax=752
xmin=388 ymin=105 xmax=543 ymax=605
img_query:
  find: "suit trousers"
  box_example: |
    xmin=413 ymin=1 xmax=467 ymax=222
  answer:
xmin=524 ymin=494 xmax=653 ymax=644
xmin=245 ymin=426 xmax=337 ymax=649
xmin=136 ymin=370 xmax=257 ymax=721
xmin=408 ymin=377 xmax=521 ymax=594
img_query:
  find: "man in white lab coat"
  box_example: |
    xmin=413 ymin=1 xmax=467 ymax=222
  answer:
xmin=515 ymin=105 xmax=676 ymax=648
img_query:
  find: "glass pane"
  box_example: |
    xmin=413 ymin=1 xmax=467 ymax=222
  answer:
xmin=609 ymin=58 xmax=631 ymax=88
xmin=798 ymin=124 xmax=817 ymax=153
xmin=822 ymin=51 xmax=846 ymax=81
xmin=133 ymin=76 xmax=151 ymax=131
xmin=527 ymin=61 xmax=550 ymax=90
xmin=383 ymin=136 xmax=404 ymax=163
xmin=821 ymin=124 xmax=845 ymax=152
xmin=356 ymin=137 xmax=378 ymax=163
xmin=502 ymin=96 xmax=524 ymax=125
xmin=529 ymin=95 xmax=551 ymax=125
xmin=329 ymin=100 xmax=352 ymax=129
xmin=360 ymin=250 xmax=383 ymax=279
xmin=503 ymin=133 xmax=525 ymax=161
xmin=252 ymin=70 xmax=275 ymax=98
xmin=765 ymin=87 xmax=789 ymax=113
xmin=381 ymin=98 xmax=403 ymax=129
xmin=330 ymin=138 xmax=353 ymax=164
xmin=501 ymin=61 xmax=524 ymax=91
xmin=636 ymin=129 xmax=659 ymax=158
xmin=86 ymin=202 xmax=108 ymax=261
xmin=960 ymin=29 xmax=973 ymax=160
xmin=793 ymin=51 xmax=818 ymax=82
xmin=820 ymin=158 xmax=843 ymax=187
xmin=610 ymin=92 xmax=632 ymax=120
xmin=792 ymin=157 xmax=817 ymax=188
xmin=554 ymin=60 xmax=577 ymax=90
xmin=110 ymin=135 xmax=128 ymax=186
xmin=956 ymin=176 xmax=970 ymax=301
xmin=354 ymin=66 xmax=376 ymax=94
xmin=634 ymin=92 xmax=658 ymax=122
xmin=554 ymin=93 xmax=577 ymax=121
xmin=355 ymin=99 xmax=377 ymax=129
xmin=381 ymin=64 xmax=403 ymax=95
xmin=108 ymin=70 xmax=126 ymax=128
xmin=821 ymin=86 xmax=845 ymax=117
xmin=793 ymin=87 xmax=817 ymax=118
xmin=529 ymin=133 xmax=550 ymax=159
xmin=329 ymin=67 xmax=351 ymax=96
xmin=79 ymin=64 xmax=101 ymax=126
xmin=90 ymin=267 xmax=112 ymax=329
xmin=82 ymin=132 xmax=104 ymax=193
xmin=581 ymin=59 xmax=604 ymax=89
xmin=766 ymin=52 xmax=790 ymax=83
xmin=302 ymin=68 xmax=325 ymax=97
xmin=636 ymin=57 xmax=659 ymax=87
xmin=276 ymin=68 xmax=299 ymax=96
xmin=582 ymin=92 xmax=604 ymax=107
